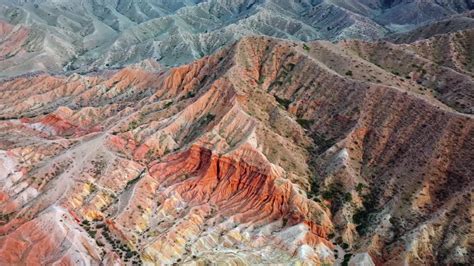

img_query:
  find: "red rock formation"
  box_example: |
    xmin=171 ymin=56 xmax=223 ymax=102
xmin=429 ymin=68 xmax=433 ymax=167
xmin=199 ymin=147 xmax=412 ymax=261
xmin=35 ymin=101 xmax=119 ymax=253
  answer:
xmin=0 ymin=32 xmax=472 ymax=265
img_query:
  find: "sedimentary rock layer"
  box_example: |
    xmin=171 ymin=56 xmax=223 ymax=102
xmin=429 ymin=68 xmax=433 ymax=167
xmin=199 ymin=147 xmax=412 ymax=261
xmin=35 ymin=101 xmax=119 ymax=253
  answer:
xmin=0 ymin=32 xmax=472 ymax=265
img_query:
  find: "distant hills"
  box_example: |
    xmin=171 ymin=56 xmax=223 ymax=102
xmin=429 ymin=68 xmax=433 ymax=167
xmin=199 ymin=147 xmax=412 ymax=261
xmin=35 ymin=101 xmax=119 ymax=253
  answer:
xmin=0 ymin=0 xmax=472 ymax=77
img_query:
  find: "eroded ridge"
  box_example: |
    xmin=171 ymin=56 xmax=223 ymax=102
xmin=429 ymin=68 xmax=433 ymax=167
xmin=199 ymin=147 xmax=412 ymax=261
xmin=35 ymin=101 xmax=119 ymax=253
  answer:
xmin=0 ymin=34 xmax=473 ymax=265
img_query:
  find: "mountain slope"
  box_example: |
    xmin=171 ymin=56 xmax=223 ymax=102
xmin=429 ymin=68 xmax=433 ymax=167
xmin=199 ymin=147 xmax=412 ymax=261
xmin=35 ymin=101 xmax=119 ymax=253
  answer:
xmin=0 ymin=31 xmax=472 ymax=265
xmin=388 ymin=10 xmax=474 ymax=43
xmin=0 ymin=0 xmax=472 ymax=78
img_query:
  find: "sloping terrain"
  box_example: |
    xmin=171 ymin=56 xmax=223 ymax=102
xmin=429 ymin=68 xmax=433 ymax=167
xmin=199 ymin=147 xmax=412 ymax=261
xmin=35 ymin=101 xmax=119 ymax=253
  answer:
xmin=0 ymin=30 xmax=472 ymax=265
xmin=388 ymin=10 xmax=474 ymax=43
xmin=0 ymin=0 xmax=472 ymax=78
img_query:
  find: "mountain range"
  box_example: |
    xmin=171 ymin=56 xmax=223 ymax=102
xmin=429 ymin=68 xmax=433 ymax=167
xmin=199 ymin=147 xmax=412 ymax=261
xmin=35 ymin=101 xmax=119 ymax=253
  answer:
xmin=0 ymin=0 xmax=472 ymax=77
xmin=0 ymin=0 xmax=473 ymax=265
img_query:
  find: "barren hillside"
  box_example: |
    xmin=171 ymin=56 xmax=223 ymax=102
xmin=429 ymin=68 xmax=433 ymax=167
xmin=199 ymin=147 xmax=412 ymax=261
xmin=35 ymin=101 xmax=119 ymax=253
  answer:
xmin=0 ymin=31 xmax=472 ymax=265
xmin=0 ymin=0 xmax=472 ymax=78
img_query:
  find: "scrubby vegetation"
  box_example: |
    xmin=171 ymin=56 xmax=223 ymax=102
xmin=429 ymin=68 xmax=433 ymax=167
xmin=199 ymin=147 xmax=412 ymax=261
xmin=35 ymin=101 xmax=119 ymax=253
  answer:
xmin=128 ymin=120 xmax=140 ymax=130
xmin=321 ymin=182 xmax=351 ymax=212
xmin=311 ymin=132 xmax=336 ymax=154
xmin=306 ymin=132 xmax=338 ymax=200
xmin=296 ymin=118 xmax=314 ymax=129
xmin=125 ymin=169 xmax=145 ymax=188
xmin=352 ymin=190 xmax=378 ymax=236
xmin=102 ymin=223 xmax=140 ymax=263
xmin=204 ymin=113 xmax=215 ymax=122
xmin=342 ymin=253 xmax=352 ymax=266
xmin=275 ymin=95 xmax=292 ymax=109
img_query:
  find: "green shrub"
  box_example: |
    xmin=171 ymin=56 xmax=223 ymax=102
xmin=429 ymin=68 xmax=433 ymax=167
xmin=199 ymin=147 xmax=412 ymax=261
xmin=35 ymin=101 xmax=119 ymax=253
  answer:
xmin=205 ymin=113 xmax=215 ymax=122
xmin=128 ymin=120 xmax=139 ymax=130
xmin=342 ymin=253 xmax=353 ymax=266
xmin=275 ymin=95 xmax=292 ymax=109
xmin=344 ymin=192 xmax=352 ymax=202
xmin=321 ymin=182 xmax=349 ymax=212
xmin=311 ymin=133 xmax=335 ymax=154
xmin=352 ymin=192 xmax=378 ymax=236
xmin=296 ymin=118 xmax=314 ymax=129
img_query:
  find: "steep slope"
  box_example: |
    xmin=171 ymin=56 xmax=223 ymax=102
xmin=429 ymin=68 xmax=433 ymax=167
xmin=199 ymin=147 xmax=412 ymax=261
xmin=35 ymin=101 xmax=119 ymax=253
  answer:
xmin=0 ymin=0 xmax=472 ymax=78
xmin=342 ymin=29 xmax=474 ymax=114
xmin=0 ymin=44 xmax=334 ymax=265
xmin=388 ymin=10 xmax=474 ymax=43
xmin=0 ymin=33 xmax=473 ymax=265
xmin=371 ymin=0 xmax=472 ymax=28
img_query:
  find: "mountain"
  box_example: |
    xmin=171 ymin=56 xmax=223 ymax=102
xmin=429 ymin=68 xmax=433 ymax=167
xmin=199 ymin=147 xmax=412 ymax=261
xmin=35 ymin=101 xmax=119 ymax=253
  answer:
xmin=0 ymin=0 xmax=472 ymax=78
xmin=387 ymin=10 xmax=474 ymax=43
xmin=1 ymin=28 xmax=472 ymax=265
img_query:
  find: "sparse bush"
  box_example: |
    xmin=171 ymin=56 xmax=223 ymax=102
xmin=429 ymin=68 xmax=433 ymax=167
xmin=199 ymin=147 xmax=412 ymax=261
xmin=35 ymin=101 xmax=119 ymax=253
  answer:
xmin=128 ymin=120 xmax=139 ymax=130
xmin=321 ymin=182 xmax=350 ymax=212
xmin=356 ymin=183 xmax=365 ymax=193
xmin=275 ymin=95 xmax=292 ymax=109
xmin=296 ymin=118 xmax=314 ymax=129
xmin=344 ymin=192 xmax=352 ymax=202
xmin=342 ymin=253 xmax=352 ymax=266
xmin=205 ymin=113 xmax=215 ymax=121
xmin=145 ymin=148 xmax=155 ymax=160
xmin=311 ymin=133 xmax=335 ymax=154
xmin=353 ymin=191 xmax=378 ymax=236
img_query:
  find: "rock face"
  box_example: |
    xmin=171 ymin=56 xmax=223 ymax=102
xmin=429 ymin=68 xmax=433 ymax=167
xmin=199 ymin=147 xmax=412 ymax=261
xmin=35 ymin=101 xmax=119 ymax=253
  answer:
xmin=0 ymin=29 xmax=472 ymax=265
xmin=0 ymin=0 xmax=472 ymax=77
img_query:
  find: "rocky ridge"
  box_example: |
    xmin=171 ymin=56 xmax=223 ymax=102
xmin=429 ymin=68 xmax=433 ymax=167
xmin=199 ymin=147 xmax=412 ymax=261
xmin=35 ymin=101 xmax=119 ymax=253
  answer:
xmin=0 ymin=29 xmax=472 ymax=265
xmin=0 ymin=0 xmax=472 ymax=78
